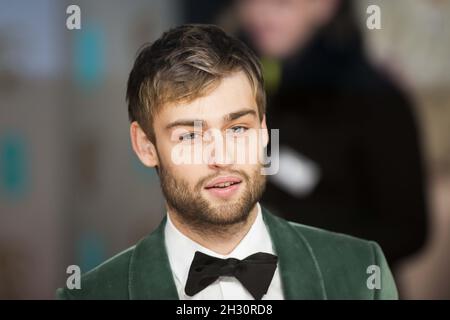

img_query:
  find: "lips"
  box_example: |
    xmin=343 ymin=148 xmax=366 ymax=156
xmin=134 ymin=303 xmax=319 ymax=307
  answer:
xmin=204 ymin=176 xmax=243 ymax=199
xmin=204 ymin=176 xmax=242 ymax=189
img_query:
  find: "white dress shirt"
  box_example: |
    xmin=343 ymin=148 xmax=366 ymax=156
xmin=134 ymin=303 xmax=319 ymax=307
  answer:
xmin=164 ymin=202 xmax=285 ymax=300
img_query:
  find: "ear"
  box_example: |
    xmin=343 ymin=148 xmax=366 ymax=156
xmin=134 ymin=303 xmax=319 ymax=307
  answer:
xmin=260 ymin=114 xmax=269 ymax=148
xmin=130 ymin=122 xmax=159 ymax=168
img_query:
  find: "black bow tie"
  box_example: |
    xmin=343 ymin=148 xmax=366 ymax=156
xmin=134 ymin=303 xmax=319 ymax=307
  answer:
xmin=185 ymin=251 xmax=278 ymax=300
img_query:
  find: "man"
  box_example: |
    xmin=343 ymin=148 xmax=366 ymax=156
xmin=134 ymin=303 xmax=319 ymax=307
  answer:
xmin=56 ymin=24 xmax=397 ymax=300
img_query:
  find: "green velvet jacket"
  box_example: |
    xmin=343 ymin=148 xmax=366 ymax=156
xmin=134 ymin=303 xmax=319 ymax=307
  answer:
xmin=56 ymin=206 xmax=398 ymax=300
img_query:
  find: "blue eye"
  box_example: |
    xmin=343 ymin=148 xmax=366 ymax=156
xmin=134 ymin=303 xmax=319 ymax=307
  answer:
xmin=179 ymin=132 xmax=200 ymax=141
xmin=230 ymin=126 xmax=248 ymax=134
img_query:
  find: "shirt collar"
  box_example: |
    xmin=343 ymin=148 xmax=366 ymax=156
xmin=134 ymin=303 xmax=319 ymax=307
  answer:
xmin=164 ymin=202 xmax=274 ymax=288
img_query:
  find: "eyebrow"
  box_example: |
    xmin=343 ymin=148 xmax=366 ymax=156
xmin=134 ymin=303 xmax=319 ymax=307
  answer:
xmin=165 ymin=108 xmax=257 ymax=130
xmin=225 ymin=109 xmax=257 ymax=122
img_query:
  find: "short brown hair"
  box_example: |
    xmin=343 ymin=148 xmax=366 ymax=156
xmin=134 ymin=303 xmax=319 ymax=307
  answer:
xmin=126 ymin=24 xmax=266 ymax=142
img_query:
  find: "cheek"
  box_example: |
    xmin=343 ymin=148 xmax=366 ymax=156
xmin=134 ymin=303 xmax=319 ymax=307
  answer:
xmin=157 ymin=139 xmax=187 ymax=168
xmin=231 ymin=133 xmax=265 ymax=165
xmin=167 ymin=161 xmax=204 ymax=187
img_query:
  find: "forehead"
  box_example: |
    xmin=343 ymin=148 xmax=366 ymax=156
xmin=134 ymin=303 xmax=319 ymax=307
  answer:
xmin=154 ymin=71 xmax=258 ymax=126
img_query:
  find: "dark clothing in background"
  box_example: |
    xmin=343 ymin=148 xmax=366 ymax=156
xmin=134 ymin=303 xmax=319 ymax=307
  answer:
xmin=260 ymin=28 xmax=428 ymax=266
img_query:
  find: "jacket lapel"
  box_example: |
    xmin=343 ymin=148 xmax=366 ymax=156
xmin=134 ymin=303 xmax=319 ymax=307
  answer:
xmin=128 ymin=207 xmax=327 ymax=300
xmin=128 ymin=216 xmax=179 ymax=299
xmin=262 ymin=206 xmax=327 ymax=299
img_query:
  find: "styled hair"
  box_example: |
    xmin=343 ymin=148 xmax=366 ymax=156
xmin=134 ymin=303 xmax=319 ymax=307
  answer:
xmin=126 ymin=24 xmax=266 ymax=142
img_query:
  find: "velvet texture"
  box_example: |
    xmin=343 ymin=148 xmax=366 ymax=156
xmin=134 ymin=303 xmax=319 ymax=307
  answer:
xmin=56 ymin=206 xmax=398 ymax=300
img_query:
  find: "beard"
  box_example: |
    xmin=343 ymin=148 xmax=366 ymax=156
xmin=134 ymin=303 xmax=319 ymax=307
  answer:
xmin=159 ymin=163 xmax=266 ymax=234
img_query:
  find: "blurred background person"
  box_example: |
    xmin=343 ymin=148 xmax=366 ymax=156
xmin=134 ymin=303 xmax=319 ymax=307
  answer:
xmin=231 ymin=0 xmax=429 ymax=271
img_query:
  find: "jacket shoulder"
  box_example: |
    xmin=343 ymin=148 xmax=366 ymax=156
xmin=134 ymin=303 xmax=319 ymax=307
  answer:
xmin=288 ymin=221 xmax=373 ymax=252
xmin=56 ymin=246 xmax=135 ymax=300
xmin=287 ymin=221 xmax=398 ymax=299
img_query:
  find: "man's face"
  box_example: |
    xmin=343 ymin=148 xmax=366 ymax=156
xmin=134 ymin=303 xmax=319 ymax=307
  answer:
xmin=150 ymin=71 xmax=268 ymax=228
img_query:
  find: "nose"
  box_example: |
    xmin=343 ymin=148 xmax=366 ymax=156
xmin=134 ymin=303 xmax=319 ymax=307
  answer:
xmin=207 ymin=151 xmax=233 ymax=170
xmin=205 ymin=130 xmax=234 ymax=169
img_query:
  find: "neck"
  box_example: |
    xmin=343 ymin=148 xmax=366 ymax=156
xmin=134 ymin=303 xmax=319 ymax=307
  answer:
xmin=167 ymin=204 xmax=259 ymax=256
